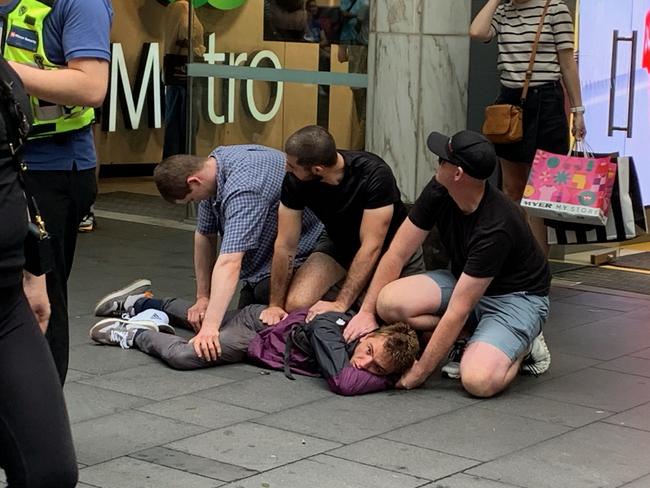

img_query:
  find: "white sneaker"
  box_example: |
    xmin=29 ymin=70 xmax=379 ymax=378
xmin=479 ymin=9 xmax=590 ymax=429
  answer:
xmin=89 ymin=319 xmax=161 ymax=349
xmin=521 ymin=333 xmax=551 ymax=375
xmin=441 ymin=339 xmax=466 ymax=379
xmin=129 ymin=309 xmax=174 ymax=334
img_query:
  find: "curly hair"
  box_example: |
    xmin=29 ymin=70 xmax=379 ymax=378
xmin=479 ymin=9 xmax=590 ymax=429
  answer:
xmin=373 ymin=323 xmax=419 ymax=375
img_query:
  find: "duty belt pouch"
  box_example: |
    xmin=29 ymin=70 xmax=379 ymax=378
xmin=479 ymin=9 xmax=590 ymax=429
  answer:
xmin=23 ymin=193 xmax=54 ymax=276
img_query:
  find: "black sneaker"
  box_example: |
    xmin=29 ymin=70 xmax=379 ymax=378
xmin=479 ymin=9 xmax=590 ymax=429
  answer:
xmin=441 ymin=339 xmax=467 ymax=379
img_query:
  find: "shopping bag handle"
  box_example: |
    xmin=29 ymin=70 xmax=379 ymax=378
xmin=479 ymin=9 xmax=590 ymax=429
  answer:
xmin=569 ymin=139 xmax=595 ymax=157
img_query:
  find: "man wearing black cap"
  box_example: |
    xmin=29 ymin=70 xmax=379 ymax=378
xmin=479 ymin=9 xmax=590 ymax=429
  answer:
xmin=344 ymin=129 xmax=551 ymax=398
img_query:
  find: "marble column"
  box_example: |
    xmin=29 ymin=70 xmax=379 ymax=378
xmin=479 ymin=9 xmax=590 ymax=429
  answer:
xmin=366 ymin=0 xmax=471 ymax=201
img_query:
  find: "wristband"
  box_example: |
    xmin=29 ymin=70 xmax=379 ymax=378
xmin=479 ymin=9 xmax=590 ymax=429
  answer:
xmin=570 ymin=106 xmax=585 ymax=114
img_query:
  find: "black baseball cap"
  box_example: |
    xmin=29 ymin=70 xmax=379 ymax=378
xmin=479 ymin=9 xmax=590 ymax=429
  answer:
xmin=426 ymin=130 xmax=497 ymax=180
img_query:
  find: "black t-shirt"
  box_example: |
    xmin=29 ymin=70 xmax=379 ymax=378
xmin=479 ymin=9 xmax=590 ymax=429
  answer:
xmin=409 ymin=179 xmax=550 ymax=296
xmin=0 ymin=57 xmax=31 ymax=287
xmin=281 ymin=150 xmax=407 ymax=263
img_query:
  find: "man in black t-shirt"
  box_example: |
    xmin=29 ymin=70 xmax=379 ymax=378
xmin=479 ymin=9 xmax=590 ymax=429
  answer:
xmin=260 ymin=125 xmax=423 ymax=326
xmin=345 ymin=130 xmax=552 ymax=398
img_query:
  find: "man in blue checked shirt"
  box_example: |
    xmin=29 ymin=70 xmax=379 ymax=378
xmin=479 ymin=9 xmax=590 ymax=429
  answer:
xmin=153 ymin=145 xmax=323 ymax=362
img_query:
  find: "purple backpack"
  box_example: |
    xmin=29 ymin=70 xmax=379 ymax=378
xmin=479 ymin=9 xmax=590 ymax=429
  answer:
xmin=247 ymin=310 xmax=320 ymax=378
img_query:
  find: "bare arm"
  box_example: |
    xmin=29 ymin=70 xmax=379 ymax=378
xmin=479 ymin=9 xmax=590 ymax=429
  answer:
xmin=260 ymin=205 xmax=303 ymax=325
xmin=469 ymin=0 xmax=501 ymax=41
xmin=9 ymin=58 xmax=109 ymax=108
xmin=188 ymin=231 xmax=218 ymax=330
xmin=22 ymin=271 xmax=50 ymax=334
xmin=397 ymin=273 xmax=492 ymax=389
xmin=343 ymin=218 xmax=429 ymax=341
xmin=333 ymin=205 xmax=394 ymax=310
xmin=191 ymin=251 xmax=244 ymax=361
xmin=558 ymin=49 xmax=587 ymax=140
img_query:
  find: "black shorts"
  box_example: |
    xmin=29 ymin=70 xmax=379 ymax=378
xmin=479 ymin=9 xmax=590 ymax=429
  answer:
xmin=493 ymin=80 xmax=570 ymax=165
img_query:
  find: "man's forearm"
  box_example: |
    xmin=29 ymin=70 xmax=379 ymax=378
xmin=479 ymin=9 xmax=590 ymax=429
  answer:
xmin=194 ymin=232 xmax=217 ymax=298
xmin=335 ymin=243 xmax=382 ymax=310
xmin=358 ymin=250 xmax=404 ymax=315
xmin=268 ymin=248 xmax=295 ymax=307
xmin=417 ymin=309 xmax=468 ymax=374
xmin=10 ymin=61 xmax=108 ymax=107
xmin=202 ymin=256 xmax=242 ymax=332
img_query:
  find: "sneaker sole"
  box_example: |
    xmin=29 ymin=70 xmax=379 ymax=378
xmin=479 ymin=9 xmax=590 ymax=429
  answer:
xmin=441 ymin=370 xmax=461 ymax=380
xmin=89 ymin=318 xmax=159 ymax=345
xmin=93 ymin=279 xmax=152 ymax=317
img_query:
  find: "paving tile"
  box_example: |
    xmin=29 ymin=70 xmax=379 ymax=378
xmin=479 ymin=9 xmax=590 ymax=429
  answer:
xmin=476 ymin=392 xmax=612 ymax=428
xmin=199 ymin=363 xmax=277 ymax=381
xmin=64 ymin=382 xmax=152 ymax=424
xmin=66 ymin=368 xmax=94 ymax=383
xmin=70 ymin=313 xmax=101 ymax=346
xmin=255 ymin=389 xmax=467 ymax=444
xmin=131 ymin=447 xmax=257 ymax=482
xmin=604 ymin=402 xmax=650 ymax=432
xmin=519 ymin=367 xmax=650 ymax=412
xmin=419 ymin=473 xmax=523 ymax=487
xmin=468 ymin=422 xmax=650 ymax=488
xmin=543 ymin=301 xmax=622 ymax=332
xmin=557 ymin=291 xmax=650 ymax=312
xmin=622 ymin=474 xmax=650 ymax=487
xmin=595 ymin=356 xmax=650 ymax=378
xmin=510 ymin=351 xmax=600 ymax=392
xmin=329 ymin=438 xmax=478 ymax=481
xmin=546 ymin=317 xmax=650 ymax=361
xmin=68 ymin=342 xmax=158 ymax=375
xmin=79 ymin=364 xmax=234 ymax=401
xmin=632 ymin=348 xmax=650 ymax=360
xmin=195 ymin=373 xmax=332 ymax=413
xmin=166 ymin=422 xmax=340 ymax=472
xmin=79 ymin=457 xmax=222 ymax=488
xmin=548 ymin=285 xmax=582 ymax=300
xmin=72 ymin=410 xmax=208 ymax=465
xmin=383 ymin=405 xmax=569 ymax=462
xmin=219 ymin=454 xmax=424 ymax=488
xmin=136 ymin=396 xmax=264 ymax=429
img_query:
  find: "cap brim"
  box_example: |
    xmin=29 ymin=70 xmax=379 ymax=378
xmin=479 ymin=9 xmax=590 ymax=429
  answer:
xmin=426 ymin=132 xmax=451 ymax=160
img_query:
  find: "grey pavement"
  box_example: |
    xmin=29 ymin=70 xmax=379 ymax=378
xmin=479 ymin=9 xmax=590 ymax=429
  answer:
xmin=4 ymin=217 xmax=650 ymax=488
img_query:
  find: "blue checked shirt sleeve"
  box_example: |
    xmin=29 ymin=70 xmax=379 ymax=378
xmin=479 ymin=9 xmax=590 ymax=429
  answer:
xmin=196 ymin=200 xmax=219 ymax=235
xmin=219 ymin=190 xmax=270 ymax=254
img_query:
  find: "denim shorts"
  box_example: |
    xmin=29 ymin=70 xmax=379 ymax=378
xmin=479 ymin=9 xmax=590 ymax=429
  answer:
xmin=424 ymin=270 xmax=550 ymax=360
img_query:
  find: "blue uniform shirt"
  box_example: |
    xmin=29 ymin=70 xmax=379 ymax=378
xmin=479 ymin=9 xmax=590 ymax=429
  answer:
xmin=0 ymin=0 xmax=113 ymax=170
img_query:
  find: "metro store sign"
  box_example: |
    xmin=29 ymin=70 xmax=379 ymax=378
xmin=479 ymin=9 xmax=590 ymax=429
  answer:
xmin=162 ymin=0 xmax=246 ymax=9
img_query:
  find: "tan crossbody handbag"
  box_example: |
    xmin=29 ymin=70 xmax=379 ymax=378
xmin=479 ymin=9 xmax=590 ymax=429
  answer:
xmin=482 ymin=0 xmax=552 ymax=144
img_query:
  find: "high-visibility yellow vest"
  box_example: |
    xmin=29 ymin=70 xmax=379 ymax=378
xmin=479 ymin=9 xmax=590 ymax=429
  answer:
xmin=2 ymin=0 xmax=95 ymax=139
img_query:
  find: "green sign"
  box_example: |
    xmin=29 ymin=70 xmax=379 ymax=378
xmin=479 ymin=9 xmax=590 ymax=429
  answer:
xmin=167 ymin=0 xmax=246 ymax=9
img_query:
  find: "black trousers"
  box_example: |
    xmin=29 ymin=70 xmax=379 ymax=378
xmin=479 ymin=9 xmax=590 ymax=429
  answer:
xmin=0 ymin=285 xmax=77 ymax=488
xmin=22 ymin=167 xmax=96 ymax=383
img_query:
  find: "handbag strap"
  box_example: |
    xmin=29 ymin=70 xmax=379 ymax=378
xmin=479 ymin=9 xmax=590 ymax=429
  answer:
xmin=521 ymin=0 xmax=553 ymax=103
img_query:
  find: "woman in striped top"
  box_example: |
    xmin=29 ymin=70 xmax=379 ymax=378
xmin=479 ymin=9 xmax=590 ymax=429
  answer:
xmin=470 ymin=0 xmax=587 ymax=253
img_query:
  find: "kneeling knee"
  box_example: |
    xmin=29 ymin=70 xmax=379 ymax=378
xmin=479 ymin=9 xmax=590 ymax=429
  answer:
xmin=460 ymin=368 xmax=505 ymax=398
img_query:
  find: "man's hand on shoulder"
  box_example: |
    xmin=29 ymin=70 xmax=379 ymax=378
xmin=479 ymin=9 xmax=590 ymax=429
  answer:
xmin=187 ymin=297 xmax=209 ymax=332
xmin=189 ymin=325 xmax=221 ymax=361
xmin=260 ymin=306 xmax=288 ymax=326
xmin=343 ymin=310 xmax=378 ymax=342
xmin=306 ymin=300 xmax=346 ymax=323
